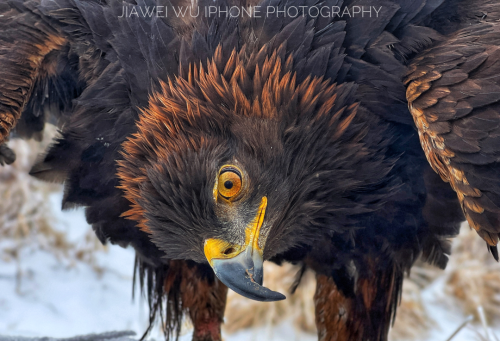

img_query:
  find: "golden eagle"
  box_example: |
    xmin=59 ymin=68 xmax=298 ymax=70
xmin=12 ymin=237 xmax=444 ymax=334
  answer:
xmin=1 ymin=0 xmax=500 ymax=340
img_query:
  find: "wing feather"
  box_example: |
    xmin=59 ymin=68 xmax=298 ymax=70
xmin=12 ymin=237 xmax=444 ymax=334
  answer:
xmin=0 ymin=0 xmax=71 ymax=143
xmin=406 ymin=23 xmax=500 ymax=254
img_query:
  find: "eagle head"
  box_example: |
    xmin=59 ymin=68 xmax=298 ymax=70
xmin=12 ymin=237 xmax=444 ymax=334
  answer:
xmin=117 ymin=47 xmax=392 ymax=301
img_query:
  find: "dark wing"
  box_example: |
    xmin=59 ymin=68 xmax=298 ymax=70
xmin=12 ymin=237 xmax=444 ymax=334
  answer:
xmin=0 ymin=0 xmax=84 ymax=168
xmin=0 ymin=0 xmax=63 ymax=142
xmin=405 ymin=23 xmax=500 ymax=258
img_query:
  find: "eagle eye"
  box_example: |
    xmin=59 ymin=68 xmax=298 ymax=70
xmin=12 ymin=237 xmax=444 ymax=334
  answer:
xmin=217 ymin=166 xmax=243 ymax=199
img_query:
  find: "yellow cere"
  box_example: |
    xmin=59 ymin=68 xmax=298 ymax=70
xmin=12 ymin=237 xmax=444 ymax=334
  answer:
xmin=204 ymin=197 xmax=268 ymax=265
xmin=204 ymin=238 xmax=245 ymax=265
xmin=245 ymin=196 xmax=267 ymax=253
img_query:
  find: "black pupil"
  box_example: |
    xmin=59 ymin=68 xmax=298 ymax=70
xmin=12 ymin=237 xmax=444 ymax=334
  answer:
xmin=224 ymin=180 xmax=234 ymax=189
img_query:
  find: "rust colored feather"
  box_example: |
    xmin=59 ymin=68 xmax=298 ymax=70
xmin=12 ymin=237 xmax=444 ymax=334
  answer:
xmin=163 ymin=261 xmax=227 ymax=341
xmin=117 ymin=45 xmax=356 ymax=231
xmin=0 ymin=33 xmax=66 ymax=143
xmin=314 ymin=260 xmax=400 ymax=341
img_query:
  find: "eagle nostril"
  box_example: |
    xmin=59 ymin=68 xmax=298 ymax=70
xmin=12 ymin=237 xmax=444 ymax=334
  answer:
xmin=223 ymin=247 xmax=236 ymax=255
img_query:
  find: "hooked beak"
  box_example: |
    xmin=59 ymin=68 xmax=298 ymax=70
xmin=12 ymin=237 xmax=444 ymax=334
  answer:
xmin=204 ymin=197 xmax=286 ymax=302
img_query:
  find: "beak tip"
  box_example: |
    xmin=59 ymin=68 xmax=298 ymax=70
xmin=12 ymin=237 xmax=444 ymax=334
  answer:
xmin=231 ymin=282 xmax=287 ymax=302
xmin=211 ymin=257 xmax=287 ymax=302
xmin=262 ymin=291 xmax=286 ymax=302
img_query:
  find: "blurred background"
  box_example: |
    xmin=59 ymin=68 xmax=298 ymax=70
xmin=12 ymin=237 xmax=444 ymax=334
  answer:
xmin=1 ymin=128 xmax=500 ymax=341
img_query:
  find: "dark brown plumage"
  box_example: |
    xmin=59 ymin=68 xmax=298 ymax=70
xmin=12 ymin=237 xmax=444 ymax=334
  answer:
xmin=1 ymin=0 xmax=500 ymax=340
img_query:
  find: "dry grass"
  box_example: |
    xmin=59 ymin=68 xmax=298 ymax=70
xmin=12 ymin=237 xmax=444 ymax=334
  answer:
xmin=444 ymin=227 xmax=500 ymax=322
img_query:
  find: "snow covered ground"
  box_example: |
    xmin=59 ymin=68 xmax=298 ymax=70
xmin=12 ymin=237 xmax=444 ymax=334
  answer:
xmin=0 ymin=191 xmax=498 ymax=341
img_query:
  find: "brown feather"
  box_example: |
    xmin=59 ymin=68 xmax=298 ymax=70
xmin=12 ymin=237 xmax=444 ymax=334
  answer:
xmin=406 ymin=24 xmax=500 ymax=248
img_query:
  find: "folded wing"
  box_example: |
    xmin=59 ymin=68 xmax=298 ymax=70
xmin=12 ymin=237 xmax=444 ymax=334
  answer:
xmin=406 ymin=23 xmax=500 ymax=258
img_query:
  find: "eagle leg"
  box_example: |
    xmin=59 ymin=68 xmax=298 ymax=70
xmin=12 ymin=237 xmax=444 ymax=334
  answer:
xmin=186 ymin=277 xmax=227 ymax=341
xmin=314 ymin=261 xmax=402 ymax=341
xmin=164 ymin=261 xmax=228 ymax=341
xmin=315 ymin=274 xmax=356 ymax=341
